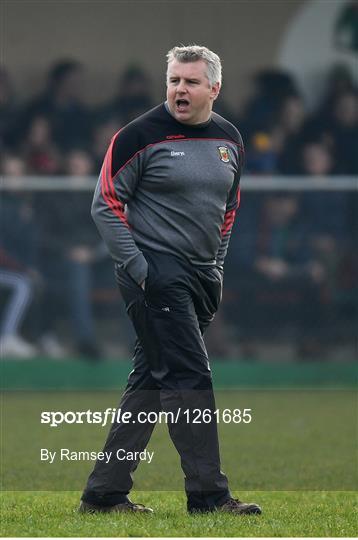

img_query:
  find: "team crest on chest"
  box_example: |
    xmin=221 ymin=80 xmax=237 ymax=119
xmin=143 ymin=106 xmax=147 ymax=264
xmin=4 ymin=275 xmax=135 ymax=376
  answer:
xmin=217 ymin=146 xmax=230 ymax=162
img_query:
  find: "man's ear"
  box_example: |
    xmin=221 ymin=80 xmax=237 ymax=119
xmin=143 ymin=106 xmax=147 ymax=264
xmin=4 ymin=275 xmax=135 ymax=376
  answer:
xmin=210 ymin=82 xmax=221 ymax=101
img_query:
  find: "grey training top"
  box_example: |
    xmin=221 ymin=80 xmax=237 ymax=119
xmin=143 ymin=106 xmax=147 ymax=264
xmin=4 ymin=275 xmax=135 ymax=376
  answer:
xmin=91 ymin=102 xmax=244 ymax=285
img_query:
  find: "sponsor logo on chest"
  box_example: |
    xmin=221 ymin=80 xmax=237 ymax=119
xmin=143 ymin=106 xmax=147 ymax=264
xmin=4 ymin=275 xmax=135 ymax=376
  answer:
xmin=171 ymin=150 xmax=185 ymax=157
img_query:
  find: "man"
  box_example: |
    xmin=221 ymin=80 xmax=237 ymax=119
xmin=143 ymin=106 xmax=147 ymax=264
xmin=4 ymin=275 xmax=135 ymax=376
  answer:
xmin=80 ymin=45 xmax=261 ymax=515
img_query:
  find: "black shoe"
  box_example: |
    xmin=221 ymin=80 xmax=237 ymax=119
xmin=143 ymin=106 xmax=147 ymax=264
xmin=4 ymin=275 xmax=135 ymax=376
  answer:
xmin=218 ymin=497 xmax=262 ymax=515
xmin=79 ymin=499 xmax=153 ymax=514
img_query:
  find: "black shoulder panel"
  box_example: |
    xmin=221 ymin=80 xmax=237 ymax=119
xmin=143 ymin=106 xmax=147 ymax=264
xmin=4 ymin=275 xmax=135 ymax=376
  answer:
xmin=111 ymin=125 xmax=141 ymax=177
xmin=111 ymin=104 xmax=171 ymax=176
xmin=110 ymin=105 xmax=245 ymax=176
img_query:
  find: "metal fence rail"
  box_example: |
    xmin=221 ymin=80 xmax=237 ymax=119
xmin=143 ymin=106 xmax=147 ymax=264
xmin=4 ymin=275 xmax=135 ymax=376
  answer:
xmin=1 ymin=175 xmax=357 ymax=191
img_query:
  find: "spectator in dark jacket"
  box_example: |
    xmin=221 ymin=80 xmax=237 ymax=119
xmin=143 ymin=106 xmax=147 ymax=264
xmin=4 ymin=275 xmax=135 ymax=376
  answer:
xmin=225 ymin=194 xmax=327 ymax=356
xmin=96 ymin=65 xmax=154 ymax=126
xmin=0 ymin=67 xmax=20 ymax=152
xmin=0 ymin=155 xmax=39 ymax=357
xmin=20 ymin=60 xmax=92 ymax=152
xmin=35 ymin=149 xmax=104 ymax=359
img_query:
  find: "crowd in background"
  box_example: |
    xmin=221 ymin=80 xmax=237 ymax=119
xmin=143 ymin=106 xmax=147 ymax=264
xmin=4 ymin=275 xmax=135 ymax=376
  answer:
xmin=0 ymin=60 xmax=357 ymax=360
xmin=1 ymin=59 xmax=357 ymax=176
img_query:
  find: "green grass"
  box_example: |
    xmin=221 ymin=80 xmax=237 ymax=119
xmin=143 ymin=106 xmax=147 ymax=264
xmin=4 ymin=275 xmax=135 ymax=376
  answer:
xmin=2 ymin=389 xmax=356 ymax=491
xmin=1 ymin=490 xmax=357 ymax=537
xmin=1 ymin=389 xmax=357 ymax=536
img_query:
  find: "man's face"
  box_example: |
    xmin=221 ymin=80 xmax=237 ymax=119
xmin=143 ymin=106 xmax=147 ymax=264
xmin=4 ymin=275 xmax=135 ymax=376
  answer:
xmin=166 ymin=59 xmax=220 ymax=125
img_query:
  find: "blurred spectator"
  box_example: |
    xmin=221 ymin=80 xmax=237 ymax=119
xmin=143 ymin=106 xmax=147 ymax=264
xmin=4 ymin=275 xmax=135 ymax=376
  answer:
xmin=300 ymin=141 xmax=335 ymax=176
xmin=1 ymin=153 xmax=27 ymax=177
xmin=65 ymin=147 xmax=94 ymax=176
xmin=279 ymin=94 xmax=306 ymax=136
xmin=20 ymin=59 xmax=92 ymax=151
xmin=298 ymin=143 xmax=352 ymax=323
xmin=277 ymin=95 xmax=307 ymax=174
xmin=97 ymin=65 xmax=154 ymax=126
xmin=1 ymin=154 xmax=68 ymax=358
xmin=245 ymin=93 xmax=306 ymax=174
xmin=245 ymin=131 xmax=279 ymax=174
xmin=63 ymin=149 xmax=100 ymax=358
xmin=334 ymin=1 xmax=358 ymax=54
xmin=0 ymin=155 xmax=38 ymax=357
xmin=328 ymin=90 xmax=358 ymax=174
xmin=241 ymin=69 xmax=299 ymax=137
xmin=244 ymin=74 xmax=305 ymax=174
xmin=22 ymin=115 xmax=61 ymax=174
xmin=92 ymin=118 xmax=121 ymax=172
xmin=318 ymin=64 xmax=357 ymax=118
xmin=280 ymin=138 xmax=338 ymax=177
xmin=3 ymin=59 xmax=356 ymax=178
xmin=298 ymin=65 xmax=358 ymax=175
xmin=0 ymin=68 xmax=19 ymax=151
xmin=34 ymin=149 xmax=103 ymax=360
xmin=226 ymin=194 xmax=328 ymax=356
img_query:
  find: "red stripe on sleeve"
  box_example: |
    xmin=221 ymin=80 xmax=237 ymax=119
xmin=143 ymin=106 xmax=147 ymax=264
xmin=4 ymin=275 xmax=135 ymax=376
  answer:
xmin=220 ymin=188 xmax=241 ymax=237
xmin=100 ymin=131 xmax=129 ymax=228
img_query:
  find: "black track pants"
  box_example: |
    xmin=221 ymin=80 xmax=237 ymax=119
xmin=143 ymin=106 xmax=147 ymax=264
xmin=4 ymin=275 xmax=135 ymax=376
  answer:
xmin=82 ymin=251 xmax=230 ymax=511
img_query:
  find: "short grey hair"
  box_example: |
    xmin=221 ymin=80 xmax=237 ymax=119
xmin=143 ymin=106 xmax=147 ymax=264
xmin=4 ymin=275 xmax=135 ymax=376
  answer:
xmin=166 ymin=45 xmax=222 ymax=87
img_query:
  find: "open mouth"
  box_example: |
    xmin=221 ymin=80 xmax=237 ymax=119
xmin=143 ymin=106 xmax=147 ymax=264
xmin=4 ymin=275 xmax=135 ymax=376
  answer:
xmin=175 ymin=99 xmax=190 ymax=111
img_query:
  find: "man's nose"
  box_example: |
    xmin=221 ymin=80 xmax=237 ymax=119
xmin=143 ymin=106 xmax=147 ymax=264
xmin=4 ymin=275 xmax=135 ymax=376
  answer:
xmin=176 ymin=80 xmax=187 ymax=93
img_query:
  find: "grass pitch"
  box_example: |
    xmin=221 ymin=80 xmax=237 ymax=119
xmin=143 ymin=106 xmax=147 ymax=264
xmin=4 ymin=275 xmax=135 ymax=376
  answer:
xmin=1 ymin=490 xmax=357 ymax=537
xmin=1 ymin=388 xmax=357 ymax=536
xmin=2 ymin=389 xmax=356 ymax=491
